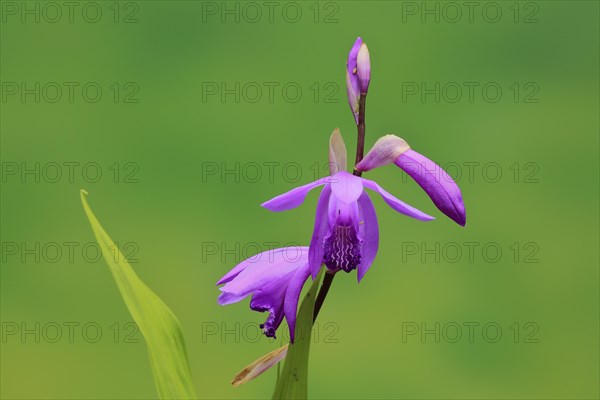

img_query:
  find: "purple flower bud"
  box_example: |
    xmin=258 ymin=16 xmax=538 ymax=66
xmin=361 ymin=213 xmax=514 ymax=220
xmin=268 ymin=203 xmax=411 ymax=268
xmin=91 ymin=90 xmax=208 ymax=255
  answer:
xmin=346 ymin=37 xmax=362 ymax=124
xmin=356 ymin=43 xmax=371 ymax=94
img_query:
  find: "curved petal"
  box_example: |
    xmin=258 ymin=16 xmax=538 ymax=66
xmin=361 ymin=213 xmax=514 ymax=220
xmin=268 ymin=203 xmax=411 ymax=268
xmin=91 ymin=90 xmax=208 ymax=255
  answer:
xmin=329 ymin=128 xmax=347 ymax=175
xmin=216 ymin=261 xmax=248 ymax=286
xmin=218 ymin=247 xmax=309 ymax=305
xmin=309 ymin=185 xmax=332 ymax=279
xmin=330 ymin=171 xmax=363 ymax=204
xmin=249 ymin=273 xmax=292 ymax=338
xmin=216 ymin=248 xmax=294 ymax=285
xmin=357 ymin=192 xmax=379 ymax=282
xmin=283 ymin=261 xmax=311 ymax=343
xmin=261 ymin=178 xmax=327 ymax=212
xmin=355 ymin=134 xmax=411 ymax=172
xmin=396 ymin=150 xmax=466 ymax=226
xmin=361 ymin=177 xmax=434 ymax=221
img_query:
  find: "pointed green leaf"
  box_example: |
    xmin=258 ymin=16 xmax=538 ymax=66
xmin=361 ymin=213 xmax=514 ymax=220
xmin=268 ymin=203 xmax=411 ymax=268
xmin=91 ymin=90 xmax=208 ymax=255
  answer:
xmin=80 ymin=190 xmax=196 ymax=399
xmin=272 ymin=270 xmax=324 ymax=400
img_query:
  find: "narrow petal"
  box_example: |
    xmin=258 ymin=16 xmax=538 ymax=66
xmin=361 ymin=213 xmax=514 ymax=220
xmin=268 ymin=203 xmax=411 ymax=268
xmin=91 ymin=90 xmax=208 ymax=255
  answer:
xmin=330 ymin=171 xmax=363 ymax=204
xmin=361 ymin=178 xmax=435 ymax=221
xmin=396 ymin=150 xmax=466 ymax=226
xmin=283 ymin=261 xmax=311 ymax=343
xmin=355 ymin=134 xmax=411 ymax=172
xmin=329 ymin=128 xmax=347 ymax=175
xmin=357 ymin=192 xmax=379 ymax=282
xmin=309 ymin=185 xmax=332 ymax=279
xmin=261 ymin=178 xmax=327 ymax=212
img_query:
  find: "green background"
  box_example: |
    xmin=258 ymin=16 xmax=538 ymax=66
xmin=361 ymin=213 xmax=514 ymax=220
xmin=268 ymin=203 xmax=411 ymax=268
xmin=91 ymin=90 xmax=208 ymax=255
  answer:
xmin=1 ymin=1 xmax=598 ymax=399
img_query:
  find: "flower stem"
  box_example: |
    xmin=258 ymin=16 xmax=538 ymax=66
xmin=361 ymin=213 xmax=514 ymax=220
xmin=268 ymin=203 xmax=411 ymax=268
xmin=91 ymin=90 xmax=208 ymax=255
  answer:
xmin=313 ymin=271 xmax=335 ymax=322
xmin=353 ymin=95 xmax=367 ymax=177
xmin=313 ymin=94 xmax=367 ymax=322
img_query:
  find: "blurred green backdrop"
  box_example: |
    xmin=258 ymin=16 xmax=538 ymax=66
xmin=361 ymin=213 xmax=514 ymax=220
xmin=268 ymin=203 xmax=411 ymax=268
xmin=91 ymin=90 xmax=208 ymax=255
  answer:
xmin=1 ymin=1 xmax=598 ymax=399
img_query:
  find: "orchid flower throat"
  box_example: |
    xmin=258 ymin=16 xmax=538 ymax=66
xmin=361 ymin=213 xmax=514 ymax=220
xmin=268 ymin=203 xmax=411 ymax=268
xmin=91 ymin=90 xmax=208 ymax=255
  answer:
xmin=323 ymin=198 xmax=362 ymax=273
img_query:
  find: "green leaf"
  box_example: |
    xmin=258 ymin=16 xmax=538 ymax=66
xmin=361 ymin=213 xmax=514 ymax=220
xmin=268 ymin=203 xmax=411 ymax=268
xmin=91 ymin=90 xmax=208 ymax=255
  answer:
xmin=80 ymin=190 xmax=197 ymax=399
xmin=272 ymin=270 xmax=324 ymax=400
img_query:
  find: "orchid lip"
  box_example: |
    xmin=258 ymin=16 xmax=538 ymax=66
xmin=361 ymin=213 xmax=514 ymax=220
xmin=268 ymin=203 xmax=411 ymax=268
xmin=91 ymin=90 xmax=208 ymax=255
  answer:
xmin=323 ymin=224 xmax=362 ymax=273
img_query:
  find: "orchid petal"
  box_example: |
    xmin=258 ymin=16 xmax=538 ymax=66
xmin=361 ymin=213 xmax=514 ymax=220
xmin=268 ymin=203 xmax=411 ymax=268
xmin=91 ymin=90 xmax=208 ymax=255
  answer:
xmin=283 ymin=261 xmax=312 ymax=343
xmin=355 ymin=134 xmax=411 ymax=172
xmin=261 ymin=178 xmax=327 ymax=212
xmin=328 ymin=128 xmax=347 ymax=175
xmin=309 ymin=185 xmax=332 ymax=279
xmin=216 ymin=262 xmax=248 ymax=286
xmin=396 ymin=149 xmax=466 ymax=226
xmin=330 ymin=171 xmax=363 ymax=204
xmin=357 ymin=192 xmax=379 ymax=282
xmin=361 ymin=177 xmax=434 ymax=221
xmin=218 ymin=247 xmax=309 ymax=304
xmin=357 ymin=43 xmax=371 ymax=94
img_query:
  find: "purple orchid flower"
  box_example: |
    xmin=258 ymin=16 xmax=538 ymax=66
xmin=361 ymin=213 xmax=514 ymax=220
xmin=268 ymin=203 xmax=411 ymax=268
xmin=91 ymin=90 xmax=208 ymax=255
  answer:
xmin=217 ymin=38 xmax=466 ymax=346
xmin=217 ymin=132 xmax=466 ymax=342
xmin=217 ymin=246 xmax=311 ymax=342
xmin=262 ymin=129 xmax=435 ymax=283
xmin=356 ymin=135 xmax=466 ymax=226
